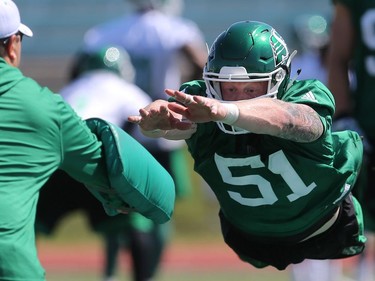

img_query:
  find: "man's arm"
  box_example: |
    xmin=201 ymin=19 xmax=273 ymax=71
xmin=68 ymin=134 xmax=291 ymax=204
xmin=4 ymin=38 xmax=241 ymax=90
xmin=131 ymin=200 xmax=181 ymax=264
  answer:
xmin=172 ymin=92 xmax=323 ymax=143
xmin=129 ymin=89 xmax=324 ymax=143
xmin=231 ymin=98 xmax=324 ymax=143
xmin=327 ymin=3 xmax=355 ymax=117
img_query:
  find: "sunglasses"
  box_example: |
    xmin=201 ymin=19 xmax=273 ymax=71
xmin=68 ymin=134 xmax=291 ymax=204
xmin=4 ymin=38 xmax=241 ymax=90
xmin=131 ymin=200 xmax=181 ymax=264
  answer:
xmin=2 ymin=31 xmax=23 ymax=45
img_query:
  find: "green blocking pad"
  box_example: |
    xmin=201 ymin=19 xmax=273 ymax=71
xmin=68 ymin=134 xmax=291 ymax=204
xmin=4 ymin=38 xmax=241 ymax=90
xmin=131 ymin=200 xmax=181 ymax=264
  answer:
xmin=86 ymin=118 xmax=175 ymax=224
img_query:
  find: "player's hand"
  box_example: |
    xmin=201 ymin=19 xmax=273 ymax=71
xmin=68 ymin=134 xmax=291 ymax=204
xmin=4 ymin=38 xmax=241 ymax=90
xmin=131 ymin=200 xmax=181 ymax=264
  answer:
xmin=128 ymin=99 xmax=193 ymax=131
xmin=165 ymin=89 xmax=228 ymax=123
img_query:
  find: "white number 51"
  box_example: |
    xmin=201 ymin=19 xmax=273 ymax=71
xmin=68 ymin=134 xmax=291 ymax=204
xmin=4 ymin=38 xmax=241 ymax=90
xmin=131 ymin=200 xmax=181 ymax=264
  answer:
xmin=215 ymin=150 xmax=317 ymax=207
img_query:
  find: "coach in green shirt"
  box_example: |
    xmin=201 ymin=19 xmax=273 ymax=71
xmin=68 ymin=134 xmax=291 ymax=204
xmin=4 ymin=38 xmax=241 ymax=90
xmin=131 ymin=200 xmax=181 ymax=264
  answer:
xmin=0 ymin=1 xmax=175 ymax=280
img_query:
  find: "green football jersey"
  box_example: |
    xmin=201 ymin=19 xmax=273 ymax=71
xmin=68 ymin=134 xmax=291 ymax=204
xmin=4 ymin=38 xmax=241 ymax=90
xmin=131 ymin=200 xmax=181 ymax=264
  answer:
xmin=181 ymin=79 xmax=363 ymax=238
xmin=333 ymin=0 xmax=375 ymax=139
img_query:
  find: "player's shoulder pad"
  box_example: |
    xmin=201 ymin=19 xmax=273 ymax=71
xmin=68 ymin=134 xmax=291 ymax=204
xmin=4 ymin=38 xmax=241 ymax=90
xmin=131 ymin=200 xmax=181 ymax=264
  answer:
xmin=86 ymin=118 xmax=176 ymax=224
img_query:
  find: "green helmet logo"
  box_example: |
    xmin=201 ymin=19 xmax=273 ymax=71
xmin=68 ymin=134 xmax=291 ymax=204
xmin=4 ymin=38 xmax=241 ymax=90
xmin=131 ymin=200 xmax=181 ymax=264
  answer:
xmin=270 ymin=28 xmax=289 ymax=69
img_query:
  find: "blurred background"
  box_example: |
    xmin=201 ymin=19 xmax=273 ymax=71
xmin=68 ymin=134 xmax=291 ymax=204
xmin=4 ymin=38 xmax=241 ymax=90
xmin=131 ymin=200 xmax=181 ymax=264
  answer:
xmin=15 ymin=1 xmax=340 ymax=280
xmin=19 ymin=0 xmax=331 ymax=90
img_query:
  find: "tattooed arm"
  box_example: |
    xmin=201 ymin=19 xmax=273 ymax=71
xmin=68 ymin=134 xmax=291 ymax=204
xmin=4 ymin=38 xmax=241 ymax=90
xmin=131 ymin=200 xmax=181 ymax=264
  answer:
xmin=233 ymin=98 xmax=324 ymax=143
xmin=165 ymin=89 xmax=324 ymax=143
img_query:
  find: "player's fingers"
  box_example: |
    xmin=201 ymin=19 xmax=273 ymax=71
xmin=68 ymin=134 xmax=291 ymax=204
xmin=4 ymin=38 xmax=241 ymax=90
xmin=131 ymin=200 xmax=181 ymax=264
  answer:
xmin=193 ymin=96 xmax=206 ymax=106
xmin=168 ymin=102 xmax=188 ymax=116
xmin=166 ymin=89 xmax=193 ymax=105
xmin=165 ymin=88 xmax=175 ymax=97
xmin=184 ymin=94 xmax=194 ymax=105
xmin=128 ymin=115 xmax=141 ymax=124
xmin=139 ymin=108 xmax=149 ymax=118
xmin=174 ymin=91 xmax=193 ymax=105
xmin=160 ymin=105 xmax=169 ymax=115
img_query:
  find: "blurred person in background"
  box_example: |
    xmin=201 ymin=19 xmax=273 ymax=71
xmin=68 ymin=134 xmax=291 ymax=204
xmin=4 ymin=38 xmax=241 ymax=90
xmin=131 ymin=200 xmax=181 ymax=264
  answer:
xmin=36 ymin=45 xmax=170 ymax=281
xmin=328 ymin=0 xmax=375 ymax=280
xmin=288 ymin=14 xmax=344 ymax=281
xmin=0 ymin=0 xmax=175 ymax=280
xmin=129 ymin=20 xmax=366 ymax=271
xmin=291 ymin=14 xmax=330 ymax=84
xmin=83 ymin=0 xmax=207 ymax=100
xmin=82 ymin=0 xmax=207 ymax=205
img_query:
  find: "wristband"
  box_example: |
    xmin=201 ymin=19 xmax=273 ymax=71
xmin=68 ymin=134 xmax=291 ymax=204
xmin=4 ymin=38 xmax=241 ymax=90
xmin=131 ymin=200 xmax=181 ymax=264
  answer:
xmin=221 ymin=103 xmax=239 ymax=125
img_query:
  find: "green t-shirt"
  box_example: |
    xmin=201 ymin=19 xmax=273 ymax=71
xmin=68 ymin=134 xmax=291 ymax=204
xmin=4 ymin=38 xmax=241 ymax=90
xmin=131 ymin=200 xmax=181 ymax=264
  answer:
xmin=0 ymin=58 xmax=109 ymax=280
xmin=181 ymin=79 xmax=363 ymax=238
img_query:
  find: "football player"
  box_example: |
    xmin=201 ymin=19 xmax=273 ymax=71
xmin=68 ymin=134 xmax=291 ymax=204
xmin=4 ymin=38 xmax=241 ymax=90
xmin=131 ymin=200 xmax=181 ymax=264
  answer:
xmin=129 ymin=20 xmax=366 ymax=270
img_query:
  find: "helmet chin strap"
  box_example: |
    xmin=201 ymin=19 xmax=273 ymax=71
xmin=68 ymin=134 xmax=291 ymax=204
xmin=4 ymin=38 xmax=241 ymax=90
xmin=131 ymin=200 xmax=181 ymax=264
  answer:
xmin=287 ymin=69 xmax=302 ymax=89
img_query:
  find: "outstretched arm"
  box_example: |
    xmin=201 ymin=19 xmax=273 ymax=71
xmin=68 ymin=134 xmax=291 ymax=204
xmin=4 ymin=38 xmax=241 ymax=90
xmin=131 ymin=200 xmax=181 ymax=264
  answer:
xmin=166 ymin=89 xmax=324 ymax=143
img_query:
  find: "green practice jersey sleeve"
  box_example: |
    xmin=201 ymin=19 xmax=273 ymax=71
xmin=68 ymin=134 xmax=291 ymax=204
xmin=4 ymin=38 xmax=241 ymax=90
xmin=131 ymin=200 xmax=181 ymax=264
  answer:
xmin=0 ymin=61 xmax=109 ymax=280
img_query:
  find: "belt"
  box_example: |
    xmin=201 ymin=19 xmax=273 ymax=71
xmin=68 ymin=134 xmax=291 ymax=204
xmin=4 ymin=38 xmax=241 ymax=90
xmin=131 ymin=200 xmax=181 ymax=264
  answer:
xmin=300 ymin=207 xmax=340 ymax=242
